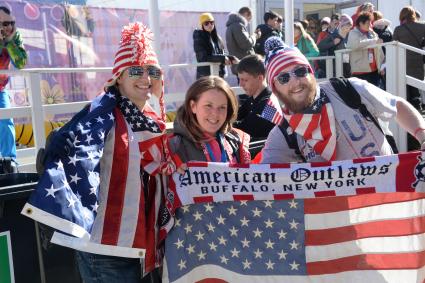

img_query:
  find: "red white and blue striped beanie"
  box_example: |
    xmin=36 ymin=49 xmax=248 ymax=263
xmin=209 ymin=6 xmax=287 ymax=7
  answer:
xmin=265 ymin=36 xmax=314 ymax=93
xmin=105 ymin=22 xmax=159 ymax=88
xmin=104 ymin=22 xmax=165 ymax=121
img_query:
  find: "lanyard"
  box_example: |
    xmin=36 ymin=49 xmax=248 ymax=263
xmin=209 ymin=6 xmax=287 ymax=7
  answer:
xmin=202 ymin=134 xmax=228 ymax=162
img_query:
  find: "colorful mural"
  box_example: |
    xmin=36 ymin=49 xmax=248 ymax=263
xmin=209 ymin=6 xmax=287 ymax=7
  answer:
xmin=3 ymin=1 xmax=233 ymax=115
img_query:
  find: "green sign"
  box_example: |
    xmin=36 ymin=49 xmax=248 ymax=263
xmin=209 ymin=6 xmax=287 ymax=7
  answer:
xmin=0 ymin=231 xmax=14 ymax=283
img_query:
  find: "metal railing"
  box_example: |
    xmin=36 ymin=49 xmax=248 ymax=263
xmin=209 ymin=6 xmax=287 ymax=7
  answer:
xmin=335 ymin=41 xmax=425 ymax=152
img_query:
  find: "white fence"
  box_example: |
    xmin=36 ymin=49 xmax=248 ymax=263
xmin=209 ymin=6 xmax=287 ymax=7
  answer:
xmin=1 ymin=44 xmax=423 ymax=172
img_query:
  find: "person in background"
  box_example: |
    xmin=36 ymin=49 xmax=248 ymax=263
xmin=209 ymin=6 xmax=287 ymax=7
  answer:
xmin=233 ymin=54 xmax=276 ymax=144
xmin=194 ymin=12 xmax=232 ymax=79
xmin=316 ymin=16 xmax=330 ymax=44
xmin=294 ymin=21 xmax=319 ymax=61
xmin=0 ymin=6 xmax=27 ymax=163
xmin=373 ymin=11 xmax=393 ymax=48
xmin=352 ymin=2 xmax=375 ymax=27
xmin=316 ymin=14 xmax=340 ymax=78
xmin=254 ymin=10 xmax=280 ymax=56
xmin=372 ymin=11 xmax=393 ymax=90
xmin=306 ymin=18 xmax=319 ymax=41
xmin=347 ymin=12 xmax=384 ymax=87
xmin=225 ymin=7 xmax=259 ymax=77
xmin=393 ymin=6 xmax=425 ymax=150
xmin=276 ymin=14 xmax=285 ymax=40
xmin=318 ymin=14 xmax=353 ymax=77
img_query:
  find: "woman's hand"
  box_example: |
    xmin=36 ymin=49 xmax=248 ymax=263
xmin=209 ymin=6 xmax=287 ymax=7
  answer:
xmin=176 ymin=163 xmax=188 ymax=175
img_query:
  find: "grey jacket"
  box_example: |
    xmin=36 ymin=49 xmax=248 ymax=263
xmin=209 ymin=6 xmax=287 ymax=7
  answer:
xmin=225 ymin=13 xmax=256 ymax=74
xmin=346 ymin=27 xmax=384 ymax=74
xmin=393 ymin=22 xmax=425 ymax=79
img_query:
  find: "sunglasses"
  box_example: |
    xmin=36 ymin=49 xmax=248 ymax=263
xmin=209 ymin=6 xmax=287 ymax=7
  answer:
xmin=203 ymin=21 xmax=214 ymax=26
xmin=275 ymin=66 xmax=310 ymax=85
xmin=1 ymin=21 xmax=15 ymax=27
xmin=128 ymin=66 xmax=161 ymax=80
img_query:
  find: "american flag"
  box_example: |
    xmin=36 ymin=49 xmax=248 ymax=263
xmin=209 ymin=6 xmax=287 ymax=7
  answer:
xmin=163 ymin=193 xmax=425 ymax=282
xmin=22 ymin=91 xmax=173 ymax=273
xmin=260 ymin=94 xmax=283 ymax=125
xmin=283 ymin=89 xmax=336 ymax=161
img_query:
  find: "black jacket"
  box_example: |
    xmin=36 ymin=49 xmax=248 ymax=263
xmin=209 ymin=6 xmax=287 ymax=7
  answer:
xmin=233 ymin=87 xmax=275 ymax=141
xmin=193 ymin=29 xmax=226 ymax=79
xmin=254 ymin=24 xmax=280 ymax=55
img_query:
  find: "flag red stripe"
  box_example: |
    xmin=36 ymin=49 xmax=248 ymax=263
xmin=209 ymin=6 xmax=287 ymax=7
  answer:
xmin=355 ymin=187 xmax=376 ymax=194
xmin=273 ymin=193 xmax=295 ymax=200
xmin=132 ymin=180 xmax=147 ymax=248
xmin=194 ymin=196 xmax=214 ymax=203
xmin=353 ymin=156 xmax=376 ymax=163
xmin=101 ymin=109 xmax=129 ymax=245
xmin=233 ymin=195 xmax=254 ymax=201
xmin=306 ymin=215 xmax=425 ymax=245
xmin=312 ymin=104 xmax=332 ymax=155
xmin=307 ymin=250 xmax=425 ymax=275
xmin=270 ymin=163 xmax=291 ymax=168
xmin=314 ymin=190 xmax=336 ymax=197
xmin=288 ymin=114 xmax=303 ymax=129
xmin=303 ymin=113 xmax=320 ymax=139
xmin=304 ymin=193 xmax=425 ymax=214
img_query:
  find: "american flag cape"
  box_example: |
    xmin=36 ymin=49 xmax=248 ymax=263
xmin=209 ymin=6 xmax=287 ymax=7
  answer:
xmin=21 ymin=91 xmax=173 ymax=273
xmin=163 ymin=151 xmax=425 ymax=282
xmin=260 ymin=94 xmax=283 ymax=125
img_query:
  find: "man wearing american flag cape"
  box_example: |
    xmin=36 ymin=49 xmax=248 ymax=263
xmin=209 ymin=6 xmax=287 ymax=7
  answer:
xmin=22 ymin=22 xmax=175 ymax=282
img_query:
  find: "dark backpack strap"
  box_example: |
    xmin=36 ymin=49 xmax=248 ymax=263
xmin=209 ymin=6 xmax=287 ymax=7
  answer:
xmin=278 ymin=120 xmax=306 ymax=162
xmin=224 ymin=130 xmax=242 ymax=163
xmin=329 ymin=77 xmax=398 ymax=153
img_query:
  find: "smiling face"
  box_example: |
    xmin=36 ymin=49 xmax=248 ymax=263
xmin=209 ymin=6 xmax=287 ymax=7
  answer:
xmin=190 ymin=89 xmax=228 ymax=136
xmin=273 ymin=64 xmax=317 ymax=113
xmin=116 ymin=65 xmax=161 ymax=110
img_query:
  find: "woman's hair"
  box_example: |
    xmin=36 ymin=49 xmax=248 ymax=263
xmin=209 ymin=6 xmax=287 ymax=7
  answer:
xmin=399 ymin=6 xmax=417 ymax=23
xmin=356 ymin=12 xmax=373 ymax=27
xmin=201 ymin=21 xmax=224 ymax=50
xmin=176 ymin=76 xmax=238 ymax=145
xmin=373 ymin=11 xmax=383 ymax=21
xmin=294 ymin=21 xmax=308 ymax=37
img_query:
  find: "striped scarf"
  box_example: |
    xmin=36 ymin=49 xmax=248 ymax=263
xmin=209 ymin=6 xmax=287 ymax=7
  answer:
xmin=283 ymin=89 xmax=337 ymax=161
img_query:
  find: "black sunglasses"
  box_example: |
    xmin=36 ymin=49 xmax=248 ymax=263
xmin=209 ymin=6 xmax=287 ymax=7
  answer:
xmin=203 ymin=21 xmax=215 ymax=26
xmin=1 ymin=21 xmax=15 ymax=27
xmin=128 ymin=66 xmax=161 ymax=80
xmin=275 ymin=66 xmax=310 ymax=85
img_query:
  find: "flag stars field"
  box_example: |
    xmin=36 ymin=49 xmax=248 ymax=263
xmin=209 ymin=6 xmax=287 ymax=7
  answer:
xmin=195 ymin=231 xmax=205 ymax=241
xmin=227 ymin=205 xmax=238 ymax=215
xmin=192 ymin=211 xmax=203 ymax=221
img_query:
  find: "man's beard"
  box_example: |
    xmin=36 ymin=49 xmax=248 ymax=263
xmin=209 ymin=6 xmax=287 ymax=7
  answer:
xmin=276 ymin=79 xmax=316 ymax=113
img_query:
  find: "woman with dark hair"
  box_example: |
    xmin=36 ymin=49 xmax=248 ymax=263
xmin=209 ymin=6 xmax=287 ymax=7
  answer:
xmin=294 ymin=21 xmax=319 ymax=59
xmin=347 ymin=11 xmax=384 ymax=86
xmin=169 ymin=76 xmax=250 ymax=164
xmin=393 ymin=6 xmax=425 ymax=112
xmin=193 ymin=13 xmax=232 ymax=79
xmin=393 ymin=6 xmax=425 ymax=150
